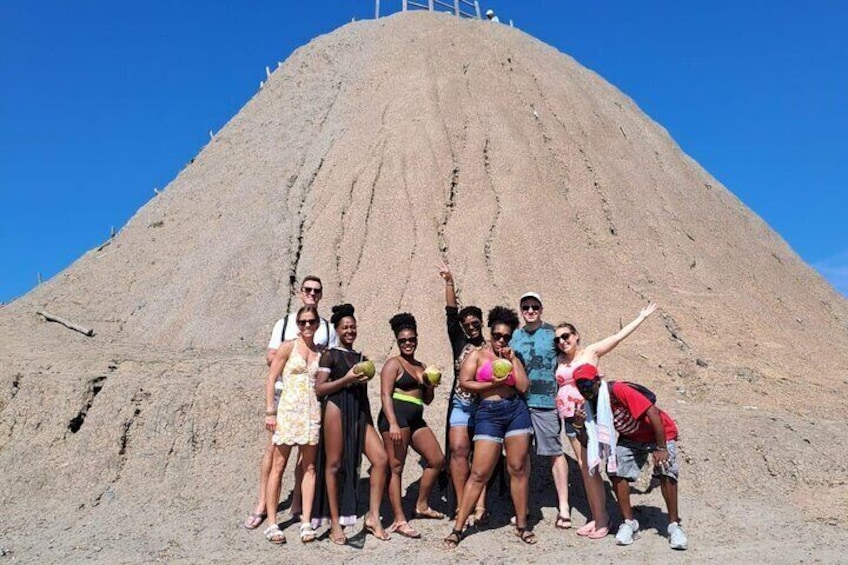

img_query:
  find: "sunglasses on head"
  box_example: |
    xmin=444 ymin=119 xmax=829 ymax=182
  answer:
xmin=297 ymin=318 xmax=319 ymax=327
xmin=554 ymin=332 xmax=573 ymax=344
xmin=302 ymin=286 xmax=322 ymax=295
xmin=397 ymin=336 xmax=418 ymax=346
xmin=491 ymin=331 xmax=512 ymax=342
xmin=520 ymin=303 xmax=541 ymax=312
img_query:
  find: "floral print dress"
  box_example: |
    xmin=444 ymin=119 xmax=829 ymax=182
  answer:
xmin=273 ymin=343 xmax=321 ymax=446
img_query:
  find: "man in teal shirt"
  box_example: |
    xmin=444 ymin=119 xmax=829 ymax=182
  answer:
xmin=511 ymin=292 xmax=571 ymax=528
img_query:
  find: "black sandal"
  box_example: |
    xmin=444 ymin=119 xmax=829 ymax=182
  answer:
xmin=515 ymin=526 xmax=537 ymax=545
xmin=443 ymin=528 xmax=463 ymax=549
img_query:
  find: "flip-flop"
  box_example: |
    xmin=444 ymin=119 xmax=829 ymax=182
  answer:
xmin=555 ymin=514 xmax=572 ymax=529
xmin=576 ymin=521 xmax=596 ymax=537
xmin=329 ymin=528 xmax=347 ymax=545
xmin=414 ymin=507 xmax=445 ymax=520
xmin=388 ymin=521 xmax=421 ymax=539
xmin=587 ymin=525 xmax=609 ymax=539
xmin=243 ymin=512 xmax=267 ymax=530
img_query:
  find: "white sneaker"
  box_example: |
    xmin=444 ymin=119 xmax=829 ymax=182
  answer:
xmin=668 ymin=522 xmax=688 ymax=550
xmin=615 ymin=519 xmax=640 ymax=545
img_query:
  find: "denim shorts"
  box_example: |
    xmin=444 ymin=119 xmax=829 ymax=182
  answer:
xmin=610 ymin=439 xmax=679 ymax=482
xmin=473 ymin=395 xmax=534 ymax=444
xmin=448 ymin=396 xmax=477 ymax=428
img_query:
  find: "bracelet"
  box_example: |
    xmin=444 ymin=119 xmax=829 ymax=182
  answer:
xmin=655 ymin=447 xmax=667 ymax=451
xmin=445 ymin=282 xmax=454 ymax=286
xmin=265 ymin=410 xmax=276 ymax=416
xmin=572 ymin=423 xmax=584 ymax=430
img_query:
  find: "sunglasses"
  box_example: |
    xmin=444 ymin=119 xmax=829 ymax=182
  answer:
xmin=462 ymin=320 xmax=482 ymax=330
xmin=397 ymin=336 xmax=418 ymax=346
xmin=302 ymin=286 xmax=323 ymax=295
xmin=297 ymin=318 xmax=319 ymax=327
xmin=520 ymin=303 xmax=541 ymax=312
xmin=554 ymin=333 xmax=573 ymax=344
xmin=491 ymin=331 xmax=512 ymax=342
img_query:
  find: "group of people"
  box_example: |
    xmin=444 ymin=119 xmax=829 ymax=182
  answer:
xmin=242 ymin=271 xmax=689 ymax=551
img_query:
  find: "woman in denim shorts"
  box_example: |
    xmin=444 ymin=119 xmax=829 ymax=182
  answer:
xmin=444 ymin=306 xmax=536 ymax=548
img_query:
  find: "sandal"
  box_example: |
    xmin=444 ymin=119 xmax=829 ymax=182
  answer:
xmin=264 ymin=524 xmax=286 ymax=544
xmin=364 ymin=522 xmax=391 ymax=541
xmin=414 ymin=507 xmax=445 ymax=520
xmin=466 ymin=507 xmax=489 ymax=527
xmin=443 ymin=528 xmax=463 ymax=549
xmin=243 ymin=512 xmax=267 ymax=530
xmin=299 ymin=522 xmax=316 ymax=543
xmin=587 ymin=524 xmax=609 ymax=539
xmin=388 ymin=521 xmax=421 ymax=539
xmin=329 ymin=527 xmax=347 ymax=545
xmin=576 ymin=520 xmax=595 ymax=536
xmin=515 ymin=526 xmax=538 ymax=545
xmin=555 ymin=514 xmax=572 ymax=529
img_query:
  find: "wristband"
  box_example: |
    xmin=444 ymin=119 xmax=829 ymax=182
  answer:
xmin=265 ymin=410 xmax=276 ymax=416
xmin=572 ymin=424 xmax=584 ymax=430
xmin=655 ymin=447 xmax=667 ymax=452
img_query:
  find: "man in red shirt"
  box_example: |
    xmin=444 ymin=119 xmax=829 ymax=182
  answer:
xmin=574 ymin=364 xmax=688 ymax=550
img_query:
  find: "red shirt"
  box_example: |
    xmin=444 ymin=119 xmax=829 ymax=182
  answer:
xmin=609 ymin=382 xmax=678 ymax=444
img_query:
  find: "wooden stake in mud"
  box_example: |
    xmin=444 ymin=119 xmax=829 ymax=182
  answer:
xmin=36 ymin=311 xmax=95 ymax=337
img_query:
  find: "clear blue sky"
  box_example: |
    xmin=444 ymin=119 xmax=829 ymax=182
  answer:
xmin=2 ymin=1 xmax=846 ymax=302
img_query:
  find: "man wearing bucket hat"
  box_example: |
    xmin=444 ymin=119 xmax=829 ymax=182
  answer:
xmin=573 ymin=364 xmax=688 ymax=550
xmin=485 ymin=9 xmax=500 ymax=22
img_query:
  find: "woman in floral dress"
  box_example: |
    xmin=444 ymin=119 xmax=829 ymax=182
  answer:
xmin=263 ymin=305 xmax=322 ymax=545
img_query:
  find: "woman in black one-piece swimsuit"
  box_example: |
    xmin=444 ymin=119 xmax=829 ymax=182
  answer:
xmin=312 ymin=304 xmax=390 ymax=544
xmin=377 ymin=312 xmax=446 ymax=539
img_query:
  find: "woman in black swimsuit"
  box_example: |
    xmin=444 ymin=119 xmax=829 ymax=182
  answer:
xmin=312 ymin=304 xmax=390 ymax=544
xmin=378 ymin=312 xmax=446 ymax=539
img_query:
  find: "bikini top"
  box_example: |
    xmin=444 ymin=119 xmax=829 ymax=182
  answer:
xmin=395 ymin=369 xmax=421 ymax=391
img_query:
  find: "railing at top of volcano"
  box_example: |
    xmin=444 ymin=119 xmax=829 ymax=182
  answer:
xmin=375 ymin=0 xmax=482 ymax=19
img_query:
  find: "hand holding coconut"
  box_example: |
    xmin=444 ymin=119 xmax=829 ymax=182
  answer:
xmin=423 ymin=365 xmax=442 ymax=387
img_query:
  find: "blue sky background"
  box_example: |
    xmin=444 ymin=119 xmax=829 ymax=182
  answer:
xmin=2 ymin=1 xmax=846 ymax=302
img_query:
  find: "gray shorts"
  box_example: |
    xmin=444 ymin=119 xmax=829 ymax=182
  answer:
xmin=610 ymin=439 xmax=679 ymax=482
xmin=529 ymin=407 xmax=562 ymax=456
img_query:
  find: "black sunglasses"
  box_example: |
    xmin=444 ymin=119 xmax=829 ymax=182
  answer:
xmin=302 ymin=286 xmax=322 ymax=295
xmin=520 ymin=303 xmax=541 ymax=312
xmin=297 ymin=318 xmax=319 ymax=327
xmin=554 ymin=333 xmax=573 ymax=344
xmin=462 ymin=320 xmax=482 ymax=330
xmin=397 ymin=336 xmax=418 ymax=346
xmin=491 ymin=331 xmax=512 ymax=342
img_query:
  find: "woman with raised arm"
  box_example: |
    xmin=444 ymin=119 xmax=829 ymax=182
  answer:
xmin=437 ymin=262 xmax=489 ymax=525
xmin=378 ymin=312 xmax=446 ymax=539
xmin=557 ymin=303 xmax=657 ymax=540
xmin=444 ymin=306 xmax=536 ymax=548
xmin=311 ymin=304 xmax=390 ymax=544
xmin=263 ymin=305 xmax=323 ymax=545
